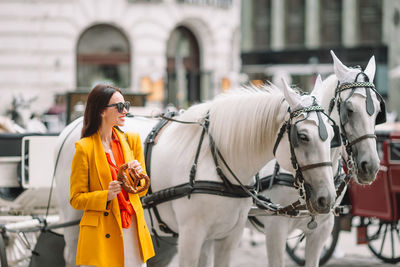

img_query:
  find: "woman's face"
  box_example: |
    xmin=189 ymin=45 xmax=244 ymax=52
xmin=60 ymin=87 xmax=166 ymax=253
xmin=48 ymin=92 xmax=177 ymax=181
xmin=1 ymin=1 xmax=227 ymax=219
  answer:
xmin=101 ymin=92 xmax=128 ymax=127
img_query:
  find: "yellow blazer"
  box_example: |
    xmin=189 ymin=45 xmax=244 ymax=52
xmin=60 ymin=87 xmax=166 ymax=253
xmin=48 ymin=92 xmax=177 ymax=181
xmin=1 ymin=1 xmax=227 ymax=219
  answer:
xmin=70 ymin=129 xmax=155 ymax=267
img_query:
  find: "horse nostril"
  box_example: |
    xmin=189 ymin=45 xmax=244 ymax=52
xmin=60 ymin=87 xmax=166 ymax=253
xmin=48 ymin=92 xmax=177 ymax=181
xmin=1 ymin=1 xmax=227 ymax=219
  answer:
xmin=361 ymin=161 xmax=369 ymax=173
xmin=317 ymin=197 xmax=327 ymax=208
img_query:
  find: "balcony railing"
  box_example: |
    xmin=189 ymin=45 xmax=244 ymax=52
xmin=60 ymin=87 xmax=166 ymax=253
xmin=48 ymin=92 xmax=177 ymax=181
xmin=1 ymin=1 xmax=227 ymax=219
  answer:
xmin=127 ymin=0 xmax=233 ymax=9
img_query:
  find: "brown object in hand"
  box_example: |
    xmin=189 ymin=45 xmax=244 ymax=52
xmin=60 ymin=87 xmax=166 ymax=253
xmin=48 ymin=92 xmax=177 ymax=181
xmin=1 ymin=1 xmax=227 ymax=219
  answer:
xmin=117 ymin=163 xmax=150 ymax=194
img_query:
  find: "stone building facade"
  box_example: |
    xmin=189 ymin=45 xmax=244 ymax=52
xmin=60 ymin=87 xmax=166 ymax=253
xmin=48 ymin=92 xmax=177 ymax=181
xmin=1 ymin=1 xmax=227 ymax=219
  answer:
xmin=241 ymin=0 xmax=400 ymax=115
xmin=0 ymin=0 xmax=241 ymax=118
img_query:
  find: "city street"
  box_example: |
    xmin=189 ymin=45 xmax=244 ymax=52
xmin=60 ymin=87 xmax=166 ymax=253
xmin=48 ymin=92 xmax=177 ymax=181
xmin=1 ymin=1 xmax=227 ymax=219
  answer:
xmin=231 ymin=228 xmax=398 ymax=267
xmin=168 ymin=226 xmax=399 ymax=266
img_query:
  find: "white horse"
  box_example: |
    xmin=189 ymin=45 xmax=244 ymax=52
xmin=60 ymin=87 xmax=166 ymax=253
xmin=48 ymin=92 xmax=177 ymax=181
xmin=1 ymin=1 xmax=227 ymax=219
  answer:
xmin=6 ymin=95 xmax=47 ymax=133
xmin=257 ymin=51 xmax=384 ymax=267
xmin=54 ymin=80 xmax=337 ymax=267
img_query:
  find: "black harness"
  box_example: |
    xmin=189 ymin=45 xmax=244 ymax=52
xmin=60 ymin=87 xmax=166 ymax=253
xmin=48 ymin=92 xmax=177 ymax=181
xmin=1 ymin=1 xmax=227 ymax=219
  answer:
xmin=328 ymin=70 xmax=386 ymax=180
xmin=142 ymin=99 xmax=341 ymax=236
xmin=251 ymin=71 xmax=387 ymax=219
xmin=271 ymin=101 xmax=338 ymax=210
xmin=142 ymin=112 xmax=255 ymax=236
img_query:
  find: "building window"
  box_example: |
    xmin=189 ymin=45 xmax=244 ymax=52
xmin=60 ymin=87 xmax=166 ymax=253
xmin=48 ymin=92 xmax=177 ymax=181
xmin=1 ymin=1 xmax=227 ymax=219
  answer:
xmin=358 ymin=0 xmax=382 ymax=44
xmin=252 ymin=0 xmax=271 ymax=50
xmin=166 ymin=26 xmax=201 ymax=108
xmin=285 ymin=0 xmax=305 ymax=48
xmin=77 ymin=24 xmax=131 ymax=89
xmin=320 ymin=0 xmax=342 ymax=47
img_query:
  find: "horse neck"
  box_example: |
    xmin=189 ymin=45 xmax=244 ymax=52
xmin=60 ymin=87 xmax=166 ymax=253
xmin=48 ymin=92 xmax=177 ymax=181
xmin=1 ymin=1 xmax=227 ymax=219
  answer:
xmin=209 ymin=92 xmax=287 ymax=182
xmin=321 ymin=75 xmax=343 ymax=169
xmin=321 ymin=74 xmax=342 ymax=127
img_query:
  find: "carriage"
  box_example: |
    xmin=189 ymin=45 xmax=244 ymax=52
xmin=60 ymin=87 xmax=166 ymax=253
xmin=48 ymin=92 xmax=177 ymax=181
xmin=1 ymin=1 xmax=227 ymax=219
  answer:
xmin=286 ymin=123 xmax=400 ymax=265
xmin=0 ymin=132 xmax=66 ymax=267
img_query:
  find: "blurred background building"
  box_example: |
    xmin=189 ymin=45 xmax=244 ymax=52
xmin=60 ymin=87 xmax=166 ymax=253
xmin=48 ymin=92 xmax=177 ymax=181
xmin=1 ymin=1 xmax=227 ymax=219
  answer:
xmin=1 ymin=0 xmax=400 ymax=132
xmin=0 ymin=0 xmax=241 ymax=128
xmin=241 ymin=0 xmax=400 ymax=117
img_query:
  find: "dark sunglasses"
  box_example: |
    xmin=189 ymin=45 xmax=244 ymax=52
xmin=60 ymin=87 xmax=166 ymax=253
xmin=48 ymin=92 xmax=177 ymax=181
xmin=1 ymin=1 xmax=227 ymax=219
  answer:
xmin=106 ymin=101 xmax=130 ymax=113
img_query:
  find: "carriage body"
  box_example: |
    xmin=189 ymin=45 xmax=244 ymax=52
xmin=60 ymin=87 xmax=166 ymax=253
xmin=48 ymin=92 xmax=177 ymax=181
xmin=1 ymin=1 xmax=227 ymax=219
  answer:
xmin=0 ymin=133 xmax=59 ymax=216
xmin=349 ymin=130 xmax=400 ymax=222
xmin=0 ymin=133 xmax=61 ymax=267
xmin=345 ymin=126 xmax=400 ymax=264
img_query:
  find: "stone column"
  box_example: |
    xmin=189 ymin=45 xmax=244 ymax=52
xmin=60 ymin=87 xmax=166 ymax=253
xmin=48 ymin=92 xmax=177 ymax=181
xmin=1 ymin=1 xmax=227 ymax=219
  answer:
xmin=240 ymin=0 xmax=253 ymax=52
xmin=305 ymin=0 xmax=319 ymax=48
xmin=271 ymin=0 xmax=285 ymax=50
xmin=342 ymin=0 xmax=357 ymax=47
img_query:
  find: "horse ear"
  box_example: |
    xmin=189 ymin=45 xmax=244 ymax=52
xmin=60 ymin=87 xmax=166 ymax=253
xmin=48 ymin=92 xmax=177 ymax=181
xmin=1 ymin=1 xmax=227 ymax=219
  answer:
xmin=311 ymin=74 xmax=324 ymax=103
xmin=364 ymin=55 xmax=376 ymax=82
xmin=331 ymin=50 xmax=350 ymax=81
xmin=282 ymin=78 xmax=301 ymax=111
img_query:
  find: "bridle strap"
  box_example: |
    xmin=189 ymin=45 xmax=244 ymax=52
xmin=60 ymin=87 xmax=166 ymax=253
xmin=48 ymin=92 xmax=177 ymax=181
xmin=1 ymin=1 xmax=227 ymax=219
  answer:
xmin=347 ymin=133 xmax=377 ymax=148
xmin=300 ymin=162 xmax=332 ymax=172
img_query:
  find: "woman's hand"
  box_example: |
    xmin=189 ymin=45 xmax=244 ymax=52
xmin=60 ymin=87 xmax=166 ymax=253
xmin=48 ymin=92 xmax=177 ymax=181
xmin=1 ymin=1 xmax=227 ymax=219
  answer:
xmin=107 ymin=180 xmax=122 ymax=201
xmin=117 ymin=161 xmax=150 ymax=194
xmin=127 ymin=160 xmax=143 ymax=174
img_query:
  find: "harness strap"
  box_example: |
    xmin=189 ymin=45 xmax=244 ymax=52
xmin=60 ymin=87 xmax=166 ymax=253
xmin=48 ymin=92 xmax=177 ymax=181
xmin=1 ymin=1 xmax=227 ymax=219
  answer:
xmin=142 ymin=180 xmax=250 ymax=210
xmin=189 ymin=117 xmax=209 ymax=188
xmin=258 ymin=173 xmax=294 ymax=191
xmin=144 ymin=112 xmax=177 ymax=176
xmin=254 ymin=158 xmax=347 ymax=217
xmin=208 ymin=134 xmax=239 ymax=190
xmin=300 ymin=162 xmax=332 ymax=172
xmin=347 ymin=133 xmax=377 ymax=148
xmin=144 ymin=112 xmax=179 ymax=237
xmin=273 ymin=122 xmax=288 ymax=156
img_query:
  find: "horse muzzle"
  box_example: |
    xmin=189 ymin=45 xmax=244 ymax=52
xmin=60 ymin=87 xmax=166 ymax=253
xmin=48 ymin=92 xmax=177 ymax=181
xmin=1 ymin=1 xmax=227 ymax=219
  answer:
xmin=305 ymin=183 xmax=334 ymax=214
xmin=355 ymin=156 xmax=380 ymax=185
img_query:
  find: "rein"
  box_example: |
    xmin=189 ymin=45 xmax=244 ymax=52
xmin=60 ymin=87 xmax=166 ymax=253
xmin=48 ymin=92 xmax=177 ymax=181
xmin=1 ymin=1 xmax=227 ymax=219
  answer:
xmin=272 ymin=103 xmax=334 ymax=213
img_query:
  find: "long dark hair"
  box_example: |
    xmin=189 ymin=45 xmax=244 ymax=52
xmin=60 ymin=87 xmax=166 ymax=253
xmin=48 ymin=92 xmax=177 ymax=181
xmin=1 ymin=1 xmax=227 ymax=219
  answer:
xmin=81 ymin=84 xmax=121 ymax=138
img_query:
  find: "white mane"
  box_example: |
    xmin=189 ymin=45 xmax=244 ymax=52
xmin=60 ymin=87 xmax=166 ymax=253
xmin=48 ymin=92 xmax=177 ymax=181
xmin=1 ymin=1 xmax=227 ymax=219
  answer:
xmin=162 ymin=84 xmax=287 ymax=177
xmin=210 ymin=85 xmax=286 ymax=173
xmin=210 ymin=84 xmax=285 ymax=154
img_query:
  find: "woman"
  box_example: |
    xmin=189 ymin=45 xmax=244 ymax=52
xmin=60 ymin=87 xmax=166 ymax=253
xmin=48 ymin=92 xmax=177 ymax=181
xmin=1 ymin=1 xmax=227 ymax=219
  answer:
xmin=70 ymin=84 xmax=155 ymax=267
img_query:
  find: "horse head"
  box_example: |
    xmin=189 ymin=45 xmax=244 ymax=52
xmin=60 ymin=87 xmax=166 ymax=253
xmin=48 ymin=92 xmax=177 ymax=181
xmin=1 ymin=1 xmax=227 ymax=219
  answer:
xmin=10 ymin=95 xmax=37 ymax=128
xmin=274 ymin=77 xmax=336 ymax=214
xmin=331 ymin=50 xmax=384 ymax=184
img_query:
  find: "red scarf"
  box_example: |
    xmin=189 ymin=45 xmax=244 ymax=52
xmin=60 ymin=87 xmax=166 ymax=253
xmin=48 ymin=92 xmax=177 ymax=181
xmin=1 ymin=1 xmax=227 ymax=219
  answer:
xmin=105 ymin=130 xmax=134 ymax=228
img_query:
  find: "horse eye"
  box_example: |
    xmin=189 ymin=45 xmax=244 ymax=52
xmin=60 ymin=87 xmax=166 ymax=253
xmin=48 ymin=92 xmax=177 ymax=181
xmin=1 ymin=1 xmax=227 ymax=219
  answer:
xmin=298 ymin=133 xmax=309 ymax=142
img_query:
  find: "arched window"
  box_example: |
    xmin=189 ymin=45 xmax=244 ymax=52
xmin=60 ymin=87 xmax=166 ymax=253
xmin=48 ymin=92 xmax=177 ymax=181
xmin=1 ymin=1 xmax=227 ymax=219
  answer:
xmin=77 ymin=24 xmax=131 ymax=89
xmin=166 ymin=26 xmax=200 ymax=108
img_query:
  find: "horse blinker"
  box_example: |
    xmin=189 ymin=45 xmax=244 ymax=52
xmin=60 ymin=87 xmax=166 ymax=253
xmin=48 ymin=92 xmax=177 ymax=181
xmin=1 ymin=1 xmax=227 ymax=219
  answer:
xmin=331 ymin=125 xmax=341 ymax=148
xmin=290 ymin=124 xmax=299 ymax=147
xmin=375 ymin=98 xmax=387 ymax=125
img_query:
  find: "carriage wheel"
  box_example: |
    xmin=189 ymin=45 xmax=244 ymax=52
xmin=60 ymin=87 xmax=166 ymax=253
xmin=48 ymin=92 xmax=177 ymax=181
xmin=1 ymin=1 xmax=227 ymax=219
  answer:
xmin=0 ymin=231 xmax=38 ymax=267
xmin=0 ymin=232 xmax=8 ymax=267
xmin=285 ymin=216 xmax=340 ymax=266
xmin=366 ymin=218 xmax=400 ymax=264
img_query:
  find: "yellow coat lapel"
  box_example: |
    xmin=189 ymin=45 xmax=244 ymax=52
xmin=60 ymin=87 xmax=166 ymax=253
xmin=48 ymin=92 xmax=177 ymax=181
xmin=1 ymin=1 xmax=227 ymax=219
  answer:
xmin=92 ymin=131 xmax=124 ymax=229
xmin=114 ymin=129 xmax=133 ymax=163
xmin=92 ymin=132 xmax=112 ymax=190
